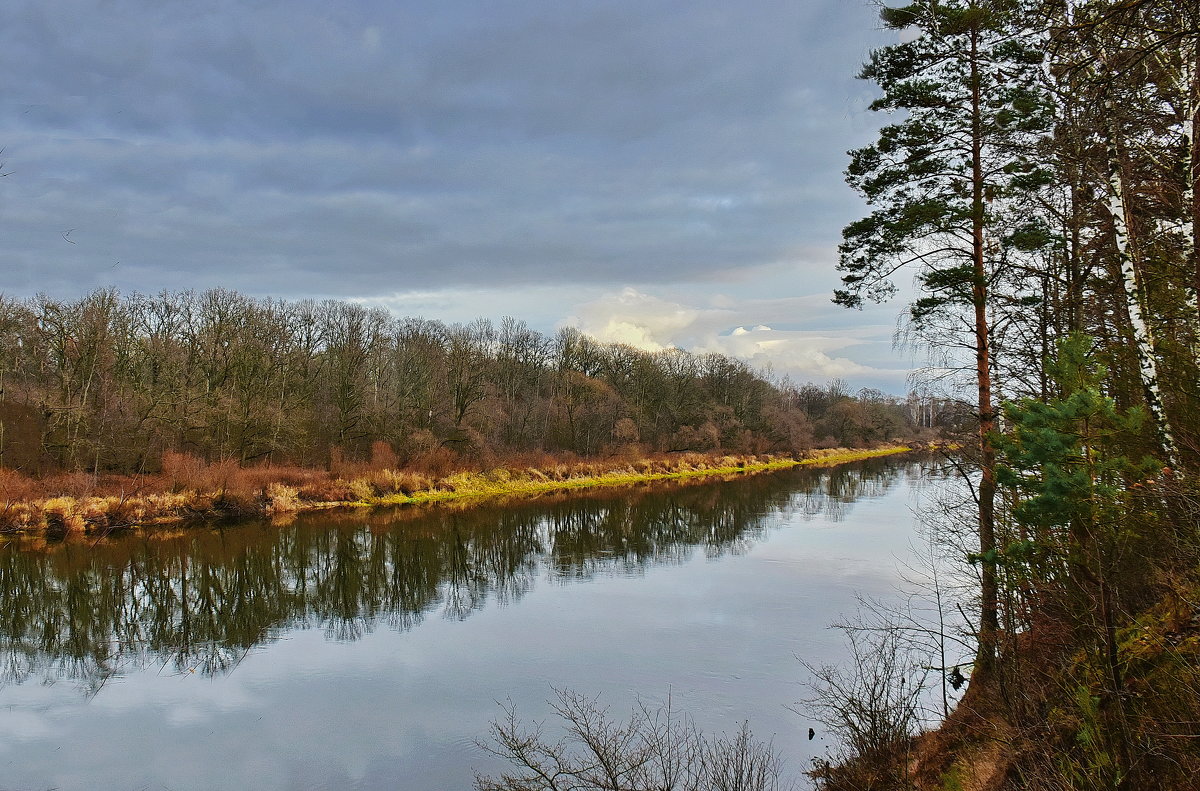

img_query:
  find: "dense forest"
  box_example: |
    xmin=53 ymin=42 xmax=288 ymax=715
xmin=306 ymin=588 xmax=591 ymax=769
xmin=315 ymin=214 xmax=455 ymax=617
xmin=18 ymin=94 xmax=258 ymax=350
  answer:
xmin=817 ymin=0 xmax=1200 ymax=788
xmin=0 ymin=289 xmax=931 ymax=476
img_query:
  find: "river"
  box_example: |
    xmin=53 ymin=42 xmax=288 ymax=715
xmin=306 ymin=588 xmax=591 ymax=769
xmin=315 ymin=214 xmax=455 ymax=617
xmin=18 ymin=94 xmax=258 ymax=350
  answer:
xmin=0 ymin=455 xmax=939 ymax=790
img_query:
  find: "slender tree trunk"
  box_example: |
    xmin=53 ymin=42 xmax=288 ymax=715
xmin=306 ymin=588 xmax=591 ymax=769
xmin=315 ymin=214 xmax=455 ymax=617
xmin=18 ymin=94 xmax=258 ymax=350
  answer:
xmin=1166 ymin=35 xmax=1200 ymax=374
xmin=970 ymin=26 xmax=1000 ymax=675
xmin=1067 ymin=108 xmax=1086 ymax=336
xmin=1101 ymin=92 xmax=1181 ymax=467
xmin=1187 ymin=38 xmax=1200 ymax=329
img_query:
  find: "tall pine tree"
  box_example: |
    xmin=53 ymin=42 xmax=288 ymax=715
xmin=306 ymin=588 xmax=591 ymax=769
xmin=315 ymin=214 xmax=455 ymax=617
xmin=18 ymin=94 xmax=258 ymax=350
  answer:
xmin=837 ymin=0 xmax=1052 ymax=671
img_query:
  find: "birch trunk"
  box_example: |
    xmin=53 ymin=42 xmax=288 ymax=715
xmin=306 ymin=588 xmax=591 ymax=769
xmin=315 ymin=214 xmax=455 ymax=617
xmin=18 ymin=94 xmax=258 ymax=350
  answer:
xmin=1187 ymin=37 xmax=1200 ymax=331
xmin=1164 ymin=35 xmax=1200 ymax=353
xmin=1102 ymin=94 xmax=1181 ymax=467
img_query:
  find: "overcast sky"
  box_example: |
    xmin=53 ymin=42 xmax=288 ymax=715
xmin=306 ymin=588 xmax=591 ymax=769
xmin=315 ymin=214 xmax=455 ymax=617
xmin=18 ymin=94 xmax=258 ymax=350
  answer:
xmin=0 ymin=0 xmax=917 ymax=390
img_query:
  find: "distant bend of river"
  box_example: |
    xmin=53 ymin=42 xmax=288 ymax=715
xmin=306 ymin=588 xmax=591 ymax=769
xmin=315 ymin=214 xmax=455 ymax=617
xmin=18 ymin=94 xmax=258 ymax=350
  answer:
xmin=0 ymin=455 xmax=946 ymax=791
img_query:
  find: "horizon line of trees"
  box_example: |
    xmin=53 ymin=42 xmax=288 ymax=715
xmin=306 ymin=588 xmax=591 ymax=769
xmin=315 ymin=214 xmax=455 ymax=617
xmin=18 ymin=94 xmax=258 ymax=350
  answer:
xmin=0 ymin=288 xmax=943 ymax=475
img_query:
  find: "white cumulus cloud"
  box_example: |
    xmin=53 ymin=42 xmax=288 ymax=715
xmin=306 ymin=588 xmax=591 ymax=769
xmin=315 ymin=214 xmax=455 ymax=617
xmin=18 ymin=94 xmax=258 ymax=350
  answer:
xmin=567 ymin=287 xmax=909 ymax=386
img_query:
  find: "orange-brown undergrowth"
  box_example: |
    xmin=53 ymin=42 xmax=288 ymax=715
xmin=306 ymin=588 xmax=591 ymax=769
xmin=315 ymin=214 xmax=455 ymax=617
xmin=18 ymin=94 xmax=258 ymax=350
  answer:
xmin=0 ymin=446 xmax=910 ymax=535
xmin=813 ymin=582 xmax=1200 ymax=791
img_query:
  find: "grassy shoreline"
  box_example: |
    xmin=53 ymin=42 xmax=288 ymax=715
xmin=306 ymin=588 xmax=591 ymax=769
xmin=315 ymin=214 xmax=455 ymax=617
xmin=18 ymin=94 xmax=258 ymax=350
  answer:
xmin=366 ymin=445 xmax=912 ymax=507
xmin=0 ymin=446 xmax=911 ymax=535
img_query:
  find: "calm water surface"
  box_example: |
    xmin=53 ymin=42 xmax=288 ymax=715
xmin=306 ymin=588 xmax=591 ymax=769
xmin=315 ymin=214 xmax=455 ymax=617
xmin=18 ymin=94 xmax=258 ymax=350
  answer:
xmin=0 ymin=457 xmax=935 ymax=790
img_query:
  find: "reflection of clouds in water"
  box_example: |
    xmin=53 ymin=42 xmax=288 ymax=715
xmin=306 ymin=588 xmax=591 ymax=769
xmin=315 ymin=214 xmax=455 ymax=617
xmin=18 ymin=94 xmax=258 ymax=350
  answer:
xmin=0 ymin=457 xmax=928 ymax=693
xmin=0 ymin=709 xmax=55 ymax=740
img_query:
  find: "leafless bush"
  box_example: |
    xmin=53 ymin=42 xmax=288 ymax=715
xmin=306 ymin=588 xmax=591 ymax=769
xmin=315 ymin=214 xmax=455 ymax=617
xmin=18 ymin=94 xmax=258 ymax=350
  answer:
xmin=475 ymin=687 xmax=790 ymax=791
xmin=798 ymin=625 xmax=929 ymax=787
xmin=0 ymin=468 xmax=39 ymax=503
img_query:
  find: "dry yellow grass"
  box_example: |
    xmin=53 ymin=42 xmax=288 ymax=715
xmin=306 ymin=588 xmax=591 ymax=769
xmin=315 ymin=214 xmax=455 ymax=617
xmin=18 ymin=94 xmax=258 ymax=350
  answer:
xmin=0 ymin=446 xmax=911 ymax=534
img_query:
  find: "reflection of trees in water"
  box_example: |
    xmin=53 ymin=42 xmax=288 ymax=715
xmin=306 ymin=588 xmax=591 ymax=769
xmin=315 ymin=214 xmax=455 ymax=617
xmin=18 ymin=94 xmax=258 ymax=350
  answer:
xmin=0 ymin=457 xmax=924 ymax=692
xmin=792 ymin=458 xmax=909 ymax=522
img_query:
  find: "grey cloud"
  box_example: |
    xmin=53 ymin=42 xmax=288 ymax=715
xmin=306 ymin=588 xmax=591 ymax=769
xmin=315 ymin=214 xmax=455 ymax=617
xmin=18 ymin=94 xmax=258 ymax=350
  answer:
xmin=0 ymin=0 xmax=890 ymax=300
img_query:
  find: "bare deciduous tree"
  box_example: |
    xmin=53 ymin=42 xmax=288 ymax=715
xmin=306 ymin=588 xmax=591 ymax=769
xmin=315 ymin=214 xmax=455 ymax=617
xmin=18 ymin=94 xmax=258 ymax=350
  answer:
xmin=474 ymin=687 xmax=790 ymax=791
xmin=798 ymin=625 xmax=929 ymax=788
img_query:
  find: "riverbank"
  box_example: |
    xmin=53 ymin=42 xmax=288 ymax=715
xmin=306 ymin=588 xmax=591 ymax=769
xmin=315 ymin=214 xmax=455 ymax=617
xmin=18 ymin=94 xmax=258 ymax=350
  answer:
xmin=0 ymin=446 xmax=911 ymax=535
xmin=811 ymin=570 xmax=1200 ymax=791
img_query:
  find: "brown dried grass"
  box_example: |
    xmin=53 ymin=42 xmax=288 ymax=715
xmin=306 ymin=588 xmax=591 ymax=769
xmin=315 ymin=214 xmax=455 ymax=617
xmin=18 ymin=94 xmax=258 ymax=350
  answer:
xmin=0 ymin=449 xmax=791 ymax=532
xmin=297 ymin=478 xmax=357 ymax=503
xmin=264 ymin=483 xmax=302 ymax=515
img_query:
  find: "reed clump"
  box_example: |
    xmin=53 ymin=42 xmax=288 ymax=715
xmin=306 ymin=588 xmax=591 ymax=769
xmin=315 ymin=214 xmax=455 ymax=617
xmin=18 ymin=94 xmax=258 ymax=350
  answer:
xmin=264 ymin=483 xmax=302 ymax=515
